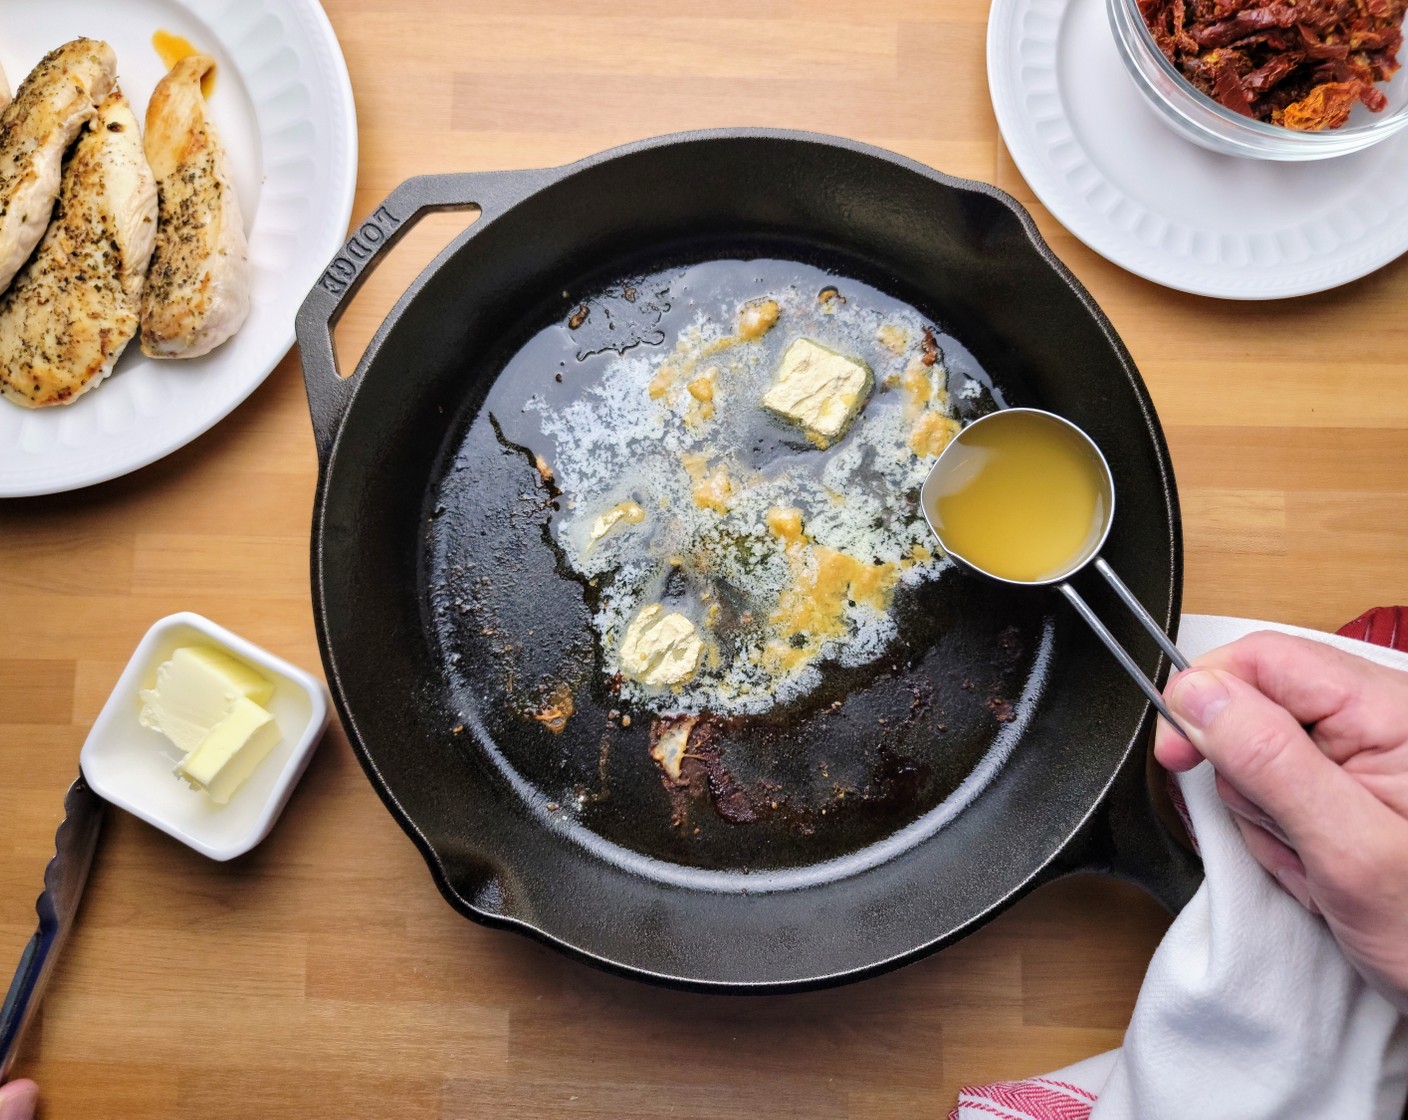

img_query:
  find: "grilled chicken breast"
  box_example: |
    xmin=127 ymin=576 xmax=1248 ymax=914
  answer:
xmin=0 ymin=90 xmax=158 ymax=408
xmin=141 ymin=52 xmax=249 ymax=359
xmin=0 ymin=39 xmax=117 ymax=293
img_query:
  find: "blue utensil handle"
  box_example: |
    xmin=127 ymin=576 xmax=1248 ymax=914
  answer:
xmin=0 ymin=922 xmax=52 ymax=1083
xmin=0 ymin=774 xmax=104 ymax=1083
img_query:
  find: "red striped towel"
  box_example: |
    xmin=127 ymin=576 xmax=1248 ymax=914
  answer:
xmin=951 ymin=1075 xmax=1098 ymax=1120
xmin=949 ymin=608 xmax=1408 ymax=1120
xmin=1337 ymin=606 xmax=1408 ymax=652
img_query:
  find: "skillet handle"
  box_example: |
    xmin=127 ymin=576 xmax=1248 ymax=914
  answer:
xmin=294 ymin=169 xmax=560 ymax=461
xmin=1053 ymin=740 xmax=1204 ymax=913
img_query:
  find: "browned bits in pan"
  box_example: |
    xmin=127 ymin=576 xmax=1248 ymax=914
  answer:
xmin=920 ymin=326 xmax=941 ymax=366
xmin=530 ymin=682 xmax=575 ymax=734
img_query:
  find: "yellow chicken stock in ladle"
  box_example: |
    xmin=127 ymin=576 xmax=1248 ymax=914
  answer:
xmin=925 ymin=408 xmax=1109 ymax=583
xmin=920 ymin=408 xmax=1192 ymax=731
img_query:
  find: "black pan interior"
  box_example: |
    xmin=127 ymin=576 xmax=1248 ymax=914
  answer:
xmin=314 ymin=133 xmax=1179 ymax=989
xmin=426 ymin=254 xmax=1055 ymax=877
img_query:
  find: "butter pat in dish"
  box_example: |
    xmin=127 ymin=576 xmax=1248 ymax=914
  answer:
xmin=80 ymin=612 xmax=330 ymax=860
xmin=140 ymin=644 xmax=282 ymax=804
xmin=176 ymin=696 xmax=282 ymax=804
xmin=139 ymin=645 xmax=274 ymax=754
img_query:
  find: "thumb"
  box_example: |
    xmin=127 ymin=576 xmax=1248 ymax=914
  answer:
xmin=0 ymin=1080 xmax=38 ymax=1120
xmin=1166 ymin=667 xmax=1365 ymax=852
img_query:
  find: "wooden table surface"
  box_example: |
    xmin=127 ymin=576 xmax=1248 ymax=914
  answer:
xmin=3 ymin=1 xmax=1407 ymax=1116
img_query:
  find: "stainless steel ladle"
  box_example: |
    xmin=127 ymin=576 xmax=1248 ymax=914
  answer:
xmin=920 ymin=408 xmax=1190 ymax=731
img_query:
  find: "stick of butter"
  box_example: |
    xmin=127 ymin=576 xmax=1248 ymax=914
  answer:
xmin=139 ymin=646 xmax=275 ymax=755
xmin=176 ymin=696 xmax=282 ymax=805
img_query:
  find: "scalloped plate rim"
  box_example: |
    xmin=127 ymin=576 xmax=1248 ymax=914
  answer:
xmin=986 ymin=0 xmax=1408 ymax=300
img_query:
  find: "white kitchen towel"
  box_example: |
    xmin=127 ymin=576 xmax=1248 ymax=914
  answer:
xmin=952 ymin=614 xmax=1408 ymax=1120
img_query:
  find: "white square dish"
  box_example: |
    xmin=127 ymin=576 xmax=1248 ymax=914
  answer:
xmin=80 ymin=612 xmax=331 ymax=860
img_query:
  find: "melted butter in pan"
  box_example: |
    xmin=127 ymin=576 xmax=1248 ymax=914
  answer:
xmin=513 ymin=259 xmax=1001 ymax=719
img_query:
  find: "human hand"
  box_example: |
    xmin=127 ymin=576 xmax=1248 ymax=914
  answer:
xmin=0 ymin=1079 xmax=38 ymax=1120
xmin=1153 ymin=630 xmax=1408 ymax=1013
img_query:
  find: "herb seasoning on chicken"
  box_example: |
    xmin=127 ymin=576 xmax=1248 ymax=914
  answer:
xmin=0 ymin=38 xmax=117 ymax=293
xmin=140 ymin=52 xmax=250 ymax=358
xmin=0 ymin=90 xmax=157 ymax=408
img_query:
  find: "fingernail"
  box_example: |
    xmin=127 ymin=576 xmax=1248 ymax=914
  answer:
xmin=0 ymin=1080 xmax=39 ymax=1120
xmin=1274 ymin=867 xmax=1319 ymax=914
xmin=1170 ymin=670 xmax=1230 ymax=731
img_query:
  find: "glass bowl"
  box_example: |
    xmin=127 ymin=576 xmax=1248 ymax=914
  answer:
xmin=1108 ymin=0 xmax=1408 ymax=160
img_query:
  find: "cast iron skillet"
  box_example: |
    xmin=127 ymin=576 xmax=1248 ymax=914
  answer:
xmin=295 ymin=129 xmax=1201 ymax=992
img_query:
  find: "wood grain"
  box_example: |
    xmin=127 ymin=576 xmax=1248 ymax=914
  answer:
xmin=3 ymin=0 xmax=1407 ymax=1115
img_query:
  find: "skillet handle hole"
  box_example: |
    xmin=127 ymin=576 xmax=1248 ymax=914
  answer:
xmin=331 ymin=207 xmax=483 ymax=380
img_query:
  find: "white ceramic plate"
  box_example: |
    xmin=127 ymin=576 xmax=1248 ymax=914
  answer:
xmin=987 ymin=0 xmax=1408 ymax=299
xmin=0 ymin=0 xmax=357 ymax=496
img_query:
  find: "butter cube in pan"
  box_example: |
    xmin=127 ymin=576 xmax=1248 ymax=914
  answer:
xmin=619 ymin=604 xmax=703 ymax=687
xmin=762 ymin=338 xmax=872 ymax=447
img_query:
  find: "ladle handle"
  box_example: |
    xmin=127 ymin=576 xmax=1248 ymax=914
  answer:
xmin=1057 ymin=582 xmax=1186 ymax=734
xmin=1093 ymin=557 xmax=1191 ymax=672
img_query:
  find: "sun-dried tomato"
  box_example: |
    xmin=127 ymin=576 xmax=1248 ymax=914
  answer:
xmin=1279 ymin=79 xmax=1360 ymax=127
xmin=1141 ymin=0 xmax=1406 ymax=129
xmin=1245 ymin=52 xmax=1303 ymax=93
xmin=1208 ymin=51 xmax=1258 ymax=112
xmin=1192 ymin=6 xmax=1300 ymax=50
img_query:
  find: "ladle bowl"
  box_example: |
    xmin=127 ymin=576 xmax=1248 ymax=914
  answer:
xmin=921 ymin=408 xmax=1190 ymax=729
